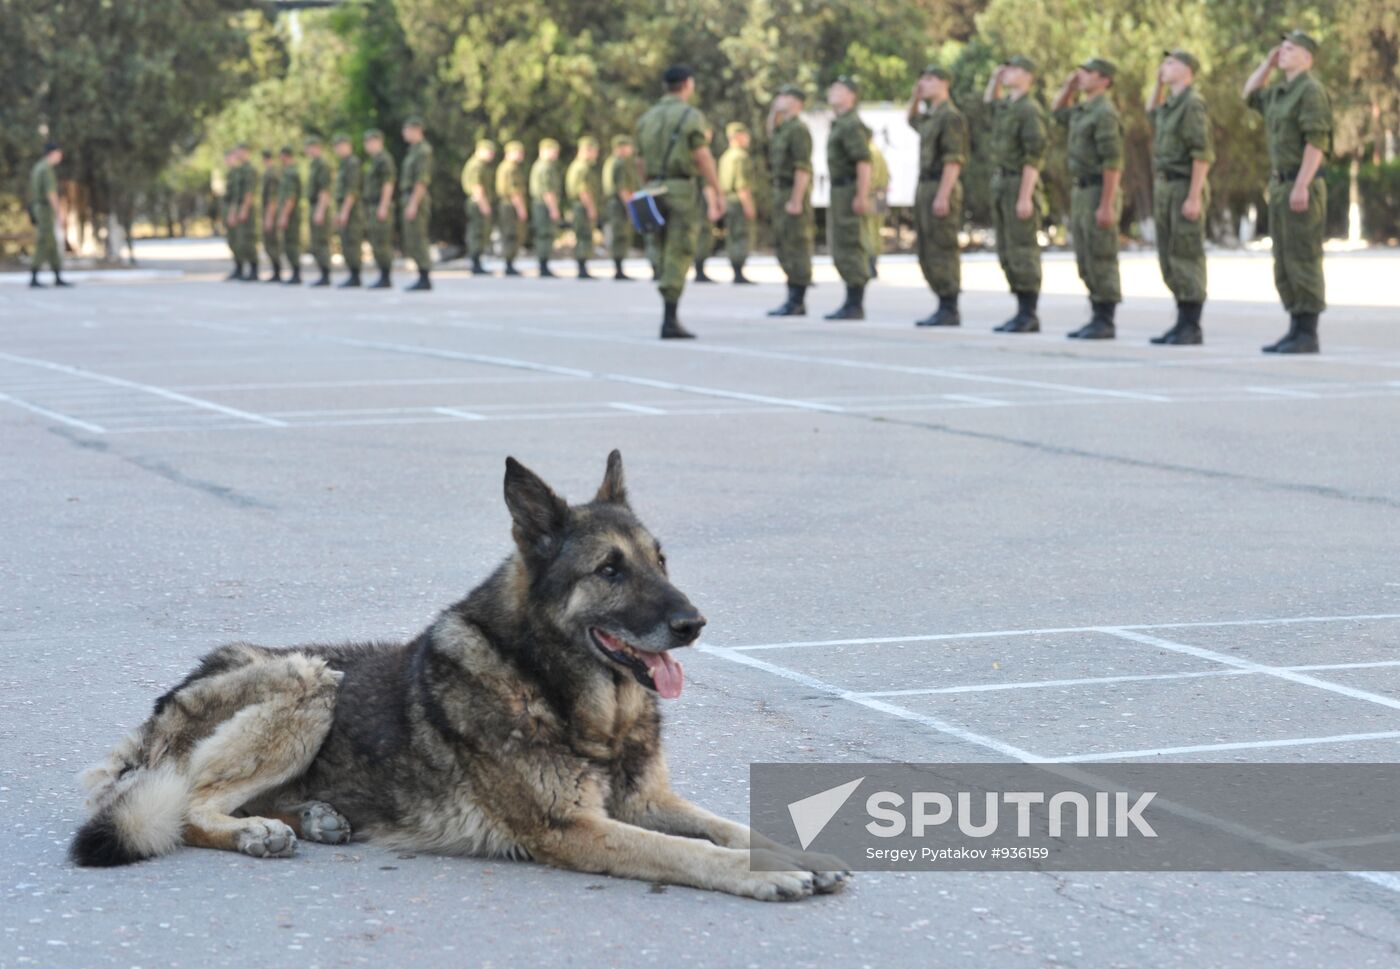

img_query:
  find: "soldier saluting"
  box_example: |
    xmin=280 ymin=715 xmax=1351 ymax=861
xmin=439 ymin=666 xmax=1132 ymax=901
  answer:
xmin=984 ymin=56 xmax=1047 ymax=333
xmin=1051 ymin=57 xmax=1125 ymax=340
xmin=1147 ymin=50 xmax=1213 ymax=345
xmin=908 ymin=65 xmax=967 ymax=327
xmin=1243 ymin=31 xmax=1332 ymax=354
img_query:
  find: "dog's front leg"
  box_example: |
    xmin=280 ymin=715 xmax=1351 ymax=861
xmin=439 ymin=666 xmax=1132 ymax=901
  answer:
xmin=526 ymin=812 xmax=817 ymax=901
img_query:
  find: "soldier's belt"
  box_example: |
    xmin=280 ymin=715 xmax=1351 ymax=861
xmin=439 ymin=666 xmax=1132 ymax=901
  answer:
xmin=1074 ymin=174 xmax=1104 ymax=188
xmin=1272 ymin=168 xmax=1320 ymax=183
xmin=918 ymin=168 xmax=945 ymax=184
xmin=996 ymin=167 xmax=1021 ymax=177
xmin=830 ymin=177 xmax=854 ymax=188
xmin=1155 ymin=171 xmax=1191 ymax=182
xmin=774 ymin=178 xmax=794 ymax=188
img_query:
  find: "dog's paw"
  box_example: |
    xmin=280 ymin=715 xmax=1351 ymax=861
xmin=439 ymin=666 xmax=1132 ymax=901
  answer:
xmin=297 ymin=802 xmax=351 ymax=845
xmin=732 ymin=868 xmax=816 ymax=902
xmin=782 ymin=849 xmax=852 ymax=893
xmin=237 ymin=819 xmax=298 ymax=859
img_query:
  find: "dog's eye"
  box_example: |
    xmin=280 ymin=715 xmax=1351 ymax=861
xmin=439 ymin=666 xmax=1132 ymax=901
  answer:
xmin=596 ymin=562 xmax=621 ymax=579
xmin=657 ymin=553 xmax=667 ymax=570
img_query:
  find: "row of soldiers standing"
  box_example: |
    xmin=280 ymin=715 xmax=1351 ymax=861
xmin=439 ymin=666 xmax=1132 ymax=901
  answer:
xmin=223 ymin=118 xmax=435 ymax=291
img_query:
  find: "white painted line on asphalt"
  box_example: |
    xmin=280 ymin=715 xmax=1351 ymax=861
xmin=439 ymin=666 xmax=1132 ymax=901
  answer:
xmin=432 ymin=406 xmax=487 ymax=420
xmin=1247 ymin=385 xmax=1322 ymax=398
xmin=729 ymin=612 xmax=1400 ymax=651
xmin=1103 ymin=627 xmax=1400 ymax=714
xmin=697 ymin=642 xmax=1047 ymax=762
xmin=1046 ymin=730 xmax=1400 ymax=763
xmin=852 ymin=668 xmax=1253 ymax=698
xmin=0 ymin=351 xmax=287 ymax=427
xmin=942 ymin=393 xmax=1011 ymax=407
xmin=610 ymin=401 xmax=668 ymax=415
xmin=0 ymin=393 xmax=106 ymax=433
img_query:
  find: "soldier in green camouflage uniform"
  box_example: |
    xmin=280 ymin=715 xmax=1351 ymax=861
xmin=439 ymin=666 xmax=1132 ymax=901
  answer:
xmin=333 ymin=134 xmax=365 ymax=288
xmin=1245 ymin=30 xmax=1332 ymax=354
xmin=233 ymin=146 xmax=258 ymax=281
xmin=693 ymin=127 xmax=717 ymax=283
xmin=602 ymin=135 xmax=639 ymax=280
xmin=276 ymin=147 xmax=303 ymax=285
xmin=767 ymin=85 xmax=814 ymax=317
xmin=909 ymin=66 xmax=967 ymax=327
xmin=864 ymin=137 xmax=889 ymax=280
xmin=400 ymin=117 xmax=434 ymax=291
xmin=824 ymin=76 xmax=873 ymax=320
xmin=565 ymin=136 xmax=602 ymax=279
xmin=1147 ymin=49 xmax=1214 ymax=345
xmin=1052 ymin=57 xmax=1125 ymax=339
xmin=717 ymin=122 xmax=756 ymax=284
xmin=529 ymin=138 xmax=563 ymax=277
xmin=495 ymin=140 xmax=528 ymax=277
xmin=636 ymin=64 xmax=724 ymax=339
xmin=363 ymin=129 xmax=397 ymax=288
xmin=28 ymin=142 xmax=69 ymax=288
xmin=461 ymin=139 xmax=496 ymax=275
xmin=260 ymin=150 xmax=284 ymax=281
xmin=305 ymin=137 xmax=334 ymax=287
xmin=221 ymin=148 xmax=243 ymax=280
xmin=984 ymin=55 xmax=1048 ymax=332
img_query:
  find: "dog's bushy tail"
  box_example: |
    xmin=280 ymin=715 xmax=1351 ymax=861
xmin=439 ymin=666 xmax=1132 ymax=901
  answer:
xmin=70 ymin=740 xmax=189 ymax=867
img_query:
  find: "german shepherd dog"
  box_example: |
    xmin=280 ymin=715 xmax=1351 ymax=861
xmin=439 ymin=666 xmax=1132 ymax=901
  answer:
xmin=70 ymin=451 xmax=848 ymax=900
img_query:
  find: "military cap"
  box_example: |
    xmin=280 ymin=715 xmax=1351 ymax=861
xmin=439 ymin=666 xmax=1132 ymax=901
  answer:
xmin=578 ymin=135 xmax=599 ymax=149
xmin=363 ymin=128 xmax=384 ymax=141
xmin=43 ymin=141 xmax=60 ymax=154
xmin=403 ymin=115 xmax=425 ymax=128
xmin=1163 ymin=49 xmax=1200 ymax=73
xmin=778 ymin=84 xmax=807 ymax=100
xmin=920 ymin=65 xmax=952 ymax=81
xmin=725 ymin=121 xmax=749 ymax=138
xmin=663 ymin=65 xmax=694 ymax=86
xmin=538 ymin=137 xmax=560 ymax=151
xmin=1281 ymin=30 xmax=1319 ymax=55
xmin=611 ymin=134 xmax=633 ymax=148
xmin=833 ymin=75 xmax=860 ymax=94
xmin=476 ymin=138 xmax=497 ymax=152
xmin=279 ymin=146 xmax=293 ymax=156
xmin=332 ymin=132 xmax=351 ymax=145
xmin=1079 ymin=57 xmax=1117 ymax=79
xmin=504 ymin=140 xmax=525 ymax=153
xmin=261 ymin=148 xmax=273 ymax=159
xmin=1005 ymin=55 xmax=1037 ymax=73
xmin=235 ymin=142 xmax=250 ymax=152
xmin=303 ymin=134 xmax=321 ymax=146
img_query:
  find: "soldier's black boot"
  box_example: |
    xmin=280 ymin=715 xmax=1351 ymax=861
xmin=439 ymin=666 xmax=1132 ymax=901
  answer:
xmin=917 ymin=293 xmax=961 ymax=327
xmin=1151 ymin=303 xmax=1186 ymax=344
xmin=29 ymin=270 xmax=45 ymax=288
xmin=285 ymin=266 xmax=302 ymax=285
xmin=539 ymin=259 xmax=555 ymax=278
xmin=693 ymin=258 xmax=714 ymax=283
xmin=503 ymin=259 xmax=521 ymax=277
xmin=731 ymin=260 xmax=753 ymax=284
xmin=577 ymin=259 xmax=594 ymax=279
xmin=1071 ymin=301 xmax=1116 ymax=340
xmin=823 ymin=285 xmax=865 ymax=321
xmin=53 ymin=272 xmax=73 ymax=288
xmin=265 ymin=259 xmax=282 ymax=283
xmin=660 ymin=299 xmax=696 ymax=340
xmin=766 ymin=284 xmax=806 ymax=317
xmin=311 ymin=268 xmax=331 ymax=287
xmin=405 ymin=270 xmax=432 ymax=292
xmin=868 ymin=256 xmax=878 ymax=279
xmin=470 ymin=256 xmax=487 ymax=275
xmin=369 ymin=269 xmax=391 ymax=289
xmin=225 ymin=263 xmax=243 ymax=281
xmin=1270 ymin=312 xmax=1319 ymax=354
xmin=613 ymin=258 xmax=630 ymax=281
xmin=1158 ymin=301 xmax=1203 ymax=344
xmin=1261 ymin=315 xmax=1302 ymax=353
xmin=242 ymin=263 xmax=260 ymax=282
xmin=337 ymin=270 xmax=362 ymax=289
xmin=997 ymin=292 xmax=1040 ymax=333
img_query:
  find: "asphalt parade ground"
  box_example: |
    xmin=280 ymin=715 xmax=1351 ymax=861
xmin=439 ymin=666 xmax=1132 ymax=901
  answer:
xmin=4 ymin=243 xmax=1400 ymax=968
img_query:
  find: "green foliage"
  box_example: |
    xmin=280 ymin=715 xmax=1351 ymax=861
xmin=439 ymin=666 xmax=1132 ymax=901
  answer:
xmin=1356 ymin=161 xmax=1400 ymax=242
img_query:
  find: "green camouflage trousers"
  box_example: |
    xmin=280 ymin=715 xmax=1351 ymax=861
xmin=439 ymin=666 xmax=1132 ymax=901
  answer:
xmin=367 ymin=209 xmax=394 ymax=273
xmin=402 ymin=198 xmax=431 ymax=272
xmin=914 ymin=180 xmax=962 ymax=297
xmin=695 ymin=213 xmax=713 ymax=264
xmin=531 ymin=201 xmax=556 ymax=258
xmin=339 ymin=208 xmax=364 ymax=273
xmin=653 ymin=178 xmax=700 ymax=302
xmin=236 ymin=218 xmax=258 ymax=268
xmin=1268 ymin=178 xmax=1326 ymax=314
xmin=572 ymin=203 xmax=594 ymax=260
xmin=281 ymin=208 xmax=301 ymax=267
xmin=606 ymin=198 xmax=633 ymax=257
xmin=262 ymin=216 xmax=281 ymax=267
xmin=32 ymin=207 xmax=61 ymax=271
xmin=773 ymin=194 xmax=814 ymax=286
xmin=991 ymin=172 xmax=1041 ymax=294
xmin=828 ymin=185 xmax=869 ymax=287
xmin=862 ymin=210 xmax=882 ymax=262
xmin=498 ymin=204 xmax=522 ymax=261
xmin=1070 ymin=184 xmax=1121 ymax=304
xmin=724 ymin=202 xmax=751 ymax=264
xmin=309 ymin=212 xmax=332 ymax=273
xmin=465 ymin=200 xmax=491 ymax=258
xmin=1153 ymin=177 xmax=1208 ymax=303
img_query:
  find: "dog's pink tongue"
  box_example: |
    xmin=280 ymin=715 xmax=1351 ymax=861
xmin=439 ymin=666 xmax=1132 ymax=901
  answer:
xmin=640 ymin=650 xmax=684 ymax=699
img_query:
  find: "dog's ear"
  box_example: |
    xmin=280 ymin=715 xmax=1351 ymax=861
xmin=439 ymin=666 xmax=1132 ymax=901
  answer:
xmin=504 ymin=457 xmax=569 ymax=559
xmin=594 ymin=449 xmax=628 ymax=506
